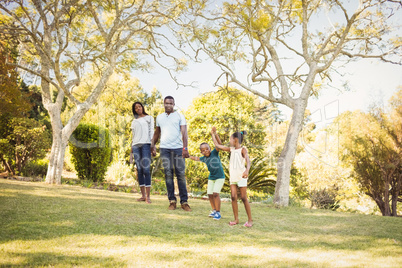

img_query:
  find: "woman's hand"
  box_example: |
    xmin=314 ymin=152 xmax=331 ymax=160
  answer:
xmin=242 ymin=170 xmax=249 ymax=178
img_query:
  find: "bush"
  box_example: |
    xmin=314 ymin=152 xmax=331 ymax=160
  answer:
xmin=309 ymin=188 xmax=340 ymax=210
xmin=221 ymin=157 xmax=276 ymax=194
xmin=105 ymin=160 xmax=136 ymax=186
xmin=69 ymin=123 xmax=111 ymax=182
xmin=21 ymin=159 xmax=49 ymax=178
xmin=0 ymin=117 xmax=51 ymax=175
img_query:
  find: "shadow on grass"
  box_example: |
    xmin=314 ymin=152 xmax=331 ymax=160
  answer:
xmin=2 ymin=252 xmax=124 ymax=267
xmin=1 ymin=179 xmax=401 ymax=255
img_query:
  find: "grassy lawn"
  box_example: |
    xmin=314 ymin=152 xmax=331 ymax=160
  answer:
xmin=0 ymin=179 xmax=401 ymax=267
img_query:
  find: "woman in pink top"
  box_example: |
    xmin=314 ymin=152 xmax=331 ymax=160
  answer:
xmin=211 ymin=127 xmax=253 ymax=227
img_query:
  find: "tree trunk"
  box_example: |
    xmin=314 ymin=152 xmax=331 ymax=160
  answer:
xmin=383 ymin=178 xmax=391 ymax=216
xmin=274 ymin=99 xmax=308 ymax=206
xmin=375 ymin=198 xmax=391 ymax=216
xmin=45 ymin=103 xmax=92 ymax=184
xmin=0 ymin=155 xmax=14 ymax=175
xmin=391 ymin=173 xmax=401 ymax=216
xmin=44 ymin=68 xmax=116 ymax=184
xmin=45 ymin=101 xmax=65 ymax=184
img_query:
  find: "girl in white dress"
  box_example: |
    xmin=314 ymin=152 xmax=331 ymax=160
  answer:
xmin=211 ymin=127 xmax=253 ymax=227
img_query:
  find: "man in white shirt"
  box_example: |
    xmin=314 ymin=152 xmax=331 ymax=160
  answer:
xmin=151 ymin=96 xmax=191 ymax=211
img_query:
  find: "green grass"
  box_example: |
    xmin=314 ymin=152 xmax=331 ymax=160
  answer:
xmin=0 ymin=179 xmax=401 ymax=267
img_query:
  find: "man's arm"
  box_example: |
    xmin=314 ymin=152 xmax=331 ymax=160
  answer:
xmin=151 ymin=126 xmax=161 ymax=156
xmin=181 ymin=125 xmax=189 ymax=158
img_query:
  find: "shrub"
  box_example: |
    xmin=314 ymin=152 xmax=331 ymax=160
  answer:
xmin=105 ymin=160 xmax=136 ymax=186
xmin=0 ymin=117 xmax=51 ymax=175
xmin=222 ymin=157 xmax=276 ymax=194
xmin=21 ymin=158 xmax=49 ymax=178
xmin=309 ymin=188 xmax=340 ymax=210
xmin=69 ymin=123 xmax=111 ymax=182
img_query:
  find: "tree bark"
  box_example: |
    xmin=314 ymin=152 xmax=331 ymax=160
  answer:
xmin=391 ymin=173 xmax=401 ymax=216
xmin=375 ymin=198 xmax=391 ymax=216
xmin=0 ymin=155 xmax=14 ymax=175
xmin=44 ymin=60 xmax=116 ymax=184
xmin=384 ymin=178 xmax=391 ymax=216
xmin=274 ymin=98 xmax=308 ymax=206
xmin=45 ymin=101 xmax=65 ymax=184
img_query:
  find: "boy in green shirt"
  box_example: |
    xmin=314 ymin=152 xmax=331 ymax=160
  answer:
xmin=189 ymin=129 xmax=225 ymax=220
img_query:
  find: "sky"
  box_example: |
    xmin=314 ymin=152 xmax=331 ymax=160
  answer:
xmin=133 ymin=54 xmax=402 ymax=122
xmin=131 ymin=1 xmax=402 ymax=124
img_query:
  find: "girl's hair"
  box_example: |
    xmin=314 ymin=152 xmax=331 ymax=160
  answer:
xmin=132 ymin=102 xmax=148 ymax=118
xmin=231 ymin=130 xmax=247 ymax=144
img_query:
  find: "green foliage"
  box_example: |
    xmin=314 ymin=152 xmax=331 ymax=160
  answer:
xmin=21 ymin=158 xmax=49 ymax=178
xmin=104 ymin=160 xmax=136 ymax=187
xmin=185 ymin=88 xmax=278 ymax=184
xmin=309 ymin=188 xmax=340 ymax=211
xmin=63 ymin=73 xmax=164 ymax=164
xmin=337 ymin=90 xmax=402 ymax=216
xmin=69 ymin=123 xmax=111 ymax=182
xmin=0 ymin=19 xmax=51 ymax=176
xmin=151 ymin=177 xmax=167 ymax=195
xmin=0 ymin=20 xmax=31 ymax=118
xmin=221 ymin=156 xmax=276 ymax=194
xmin=0 ymin=117 xmax=51 ymax=175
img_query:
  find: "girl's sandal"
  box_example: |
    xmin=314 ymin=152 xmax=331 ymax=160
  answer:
xmin=243 ymin=222 xmax=253 ymax=228
xmin=229 ymin=221 xmax=238 ymax=226
xmin=137 ymin=197 xmax=146 ymax=202
xmin=146 ymin=199 xmax=152 ymax=204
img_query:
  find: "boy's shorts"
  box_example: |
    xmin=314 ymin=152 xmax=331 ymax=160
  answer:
xmin=230 ymin=178 xmax=248 ymax=188
xmin=207 ymin=178 xmax=225 ymax=195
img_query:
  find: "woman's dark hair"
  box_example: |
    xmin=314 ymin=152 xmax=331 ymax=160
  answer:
xmin=132 ymin=102 xmax=148 ymax=119
xmin=231 ymin=130 xmax=247 ymax=144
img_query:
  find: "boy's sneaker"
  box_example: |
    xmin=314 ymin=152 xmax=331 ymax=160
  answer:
xmin=213 ymin=211 xmax=221 ymax=220
xmin=208 ymin=211 xmax=217 ymax=217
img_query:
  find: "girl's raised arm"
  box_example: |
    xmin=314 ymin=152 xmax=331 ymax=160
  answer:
xmin=211 ymin=127 xmax=230 ymax=152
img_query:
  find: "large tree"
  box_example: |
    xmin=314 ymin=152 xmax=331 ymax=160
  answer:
xmin=337 ymin=89 xmax=402 ymax=216
xmin=185 ymin=0 xmax=402 ymax=206
xmin=0 ymin=0 xmax=192 ymax=184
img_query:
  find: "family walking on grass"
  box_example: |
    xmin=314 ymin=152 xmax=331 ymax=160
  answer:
xmin=130 ymin=96 xmax=253 ymax=227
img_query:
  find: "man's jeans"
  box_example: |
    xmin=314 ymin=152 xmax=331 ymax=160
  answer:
xmin=132 ymin=144 xmax=152 ymax=187
xmin=160 ymin=148 xmax=188 ymax=204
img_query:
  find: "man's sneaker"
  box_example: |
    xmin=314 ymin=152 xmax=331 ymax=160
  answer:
xmin=181 ymin=202 xmax=192 ymax=212
xmin=168 ymin=201 xmax=176 ymax=210
xmin=208 ymin=211 xmax=217 ymax=217
xmin=213 ymin=211 xmax=221 ymax=220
